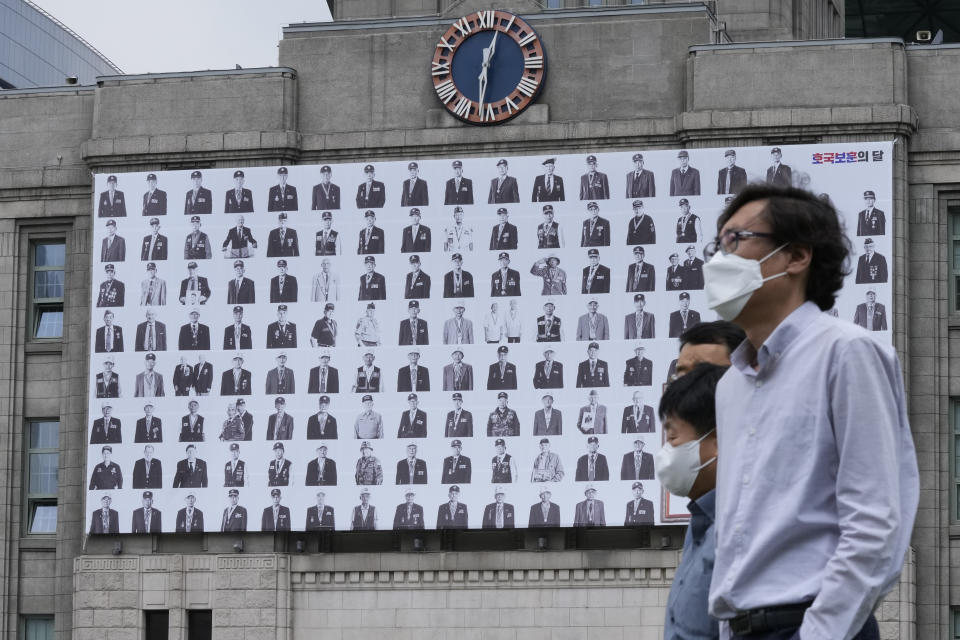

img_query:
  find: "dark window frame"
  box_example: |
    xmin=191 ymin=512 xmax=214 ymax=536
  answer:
xmin=23 ymin=419 xmax=59 ymax=536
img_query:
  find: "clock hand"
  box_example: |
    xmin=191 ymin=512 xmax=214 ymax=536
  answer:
xmin=478 ymin=32 xmax=499 ymax=114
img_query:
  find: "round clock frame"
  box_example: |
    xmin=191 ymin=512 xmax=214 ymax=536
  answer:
xmin=431 ymin=10 xmax=547 ymax=126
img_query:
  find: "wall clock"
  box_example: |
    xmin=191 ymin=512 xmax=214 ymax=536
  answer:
xmin=431 ymin=10 xmax=547 ymax=125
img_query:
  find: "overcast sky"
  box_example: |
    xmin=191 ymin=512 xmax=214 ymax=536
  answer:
xmin=34 ymin=0 xmax=333 ymax=75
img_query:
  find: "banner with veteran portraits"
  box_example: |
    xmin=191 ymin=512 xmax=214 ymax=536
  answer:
xmin=86 ymin=141 xmax=893 ymax=534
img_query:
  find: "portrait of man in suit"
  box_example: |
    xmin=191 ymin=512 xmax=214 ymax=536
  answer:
xmin=393 ymin=489 xmax=425 ymax=530
xmin=142 ymin=173 xmax=167 ymax=216
xmin=401 ymin=208 xmax=432 ymax=254
xmin=178 ymin=309 xmax=210 ymax=351
xmin=132 ymin=445 xmax=162 ymax=489
xmin=179 ymin=261 xmax=210 ymax=305
xmin=226 ymin=259 xmax=256 ymax=304
xmin=135 ymin=403 xmax=163 ymax=442
xmin=308 ymin=354 xmax=340 ymax=395
xmin=487 ymin=345 xmax=517 ymax=390
xmin=717 ymin=148 xmax=748 ymax=195
xmin=576 ymin=342 xmax=610 ymax=388
xmin=97 ymin=174 xmax=126 ymax=217
xmin=855 ymin=237 xmax=888 ymax=284
xmin=266 ymin=396 xmax=294 ymax=439
xmin=267 ymin=166 xmax=298 ymax=212
xmin=139 ymin=262 xmax=167 ymax=306
xmin=443 ymin=304 xmax=474 ymax=345
xmin=853 ymin=289 xmax=888 ymax=331
xmin=400 ymin=162 xmax=429 ymax=207
xmin=444 ymin=253 xmax=474 ymax=298
xmin=573 ymin=485 xmax=606 ymax=527
xmin=306 ymin=396 xmax=338 ymax=440
xmin=395 ymin=393 xmax=427 ymax=438
xmin=310 ymin=303 xmax=337 ymax=348
xmin=220 ymin=353 xmax=252 ymax=396
xmin=681 ymin=244 xmax=705 ymax=290
xmin=669 ymin=292 xmax=701 ymax=338
xmin=625 ymin=482 xmax=655 ymax=526
xmin=625 ymin=199 xmax=656 ymax=245
xmin=261 ymin=489 xmax=291 ymax=532
xmin=623 ymin=345 xmax=654 ymax=387
xmin=580 ymin=202 xmax=610 ymax=247
xmin=532 ymin=157 xmax=565 ymax=202
xmin=530 ymin=438 xmax=564 ymax=482
xmin=96 ymin=263 xmax=125 ymax=308
xmin=857 ymin=190 xmax=886 ymax=236
xmin=396 ymin=442 xmax=428 ymax=484
xmin=311 ymin=165 xmax=340 ymax=210
xmin=89 ymin=445 xmax=123 ymax=490
xmin=444 ymin=393 xmax=473 ymax=438
xmin=95 ymin=310 xmax=124 ymax=353
xmin=482 ymin=487 xmax=515 ymax=529
xmin=193 ymin=355 xmax=213 ymax=396
xmin=437 ymin=485 xmax=469 ymax=529
xmin=489 ymin=207 xmax=518 ymax=251
xmin=765 ymin=147 xmax=792 ymax=187
xmin=305 ymin=491 xmax=336 ymax=531
xmin=626 ymin=153 xmax=655 ymax=198
xmin=442 ymin=440 xmax=472 ymax=483
xmin=665 ymin=253 xmax=685 ymax=291
xmin=490 ymin=438 xmax=518 ymax=483
xmin=267 ymin=213 xmax=300 ymax=258
xmin=620 ymin=439 xmax=655 ymax=481
xmin=183 ymin=216 xmax=213 ymax=260
xmin=490 ymin=252 xmax=521 ymax=297
xmin=224 ymin=169 xmax=254 ymax=213
xmin=579 ymin=154 xmax=609 ymax=200
xmin=669 ymin=150 xmax=701 ymax=196
xmin=89 ymin=495 xmax=119 ymax=535
xmin=625 ymin=245 xmax=656 ymax=293
xmin=528 ymin=488 xmax=560 ymax=527
xmin=267 ymin=442 xmax=292 ymax=487
xmin=184 ymin=171 xmax=212 ymax=216
xmin=622 ymin=391 xmax=656 ymax=433
xmin=224 ymin=442 xmax=245 ymax=487
xmin=131 ymin=491 xmax=162 ymax=534
xmin=221 ymin=489 xmax=247 ymax=532
xmin=404 ymin=255 xmax=431 ymax=299
xmin=176 ymin=494 xmax=204 ymax=533
xmin=355 ymin=164 xmax=385 ymax=209
xmin=577 ymin=390 xmax=607 ymax=434
xmin=222 ymin=216 xmax=258 ymax=259
xmin=134 ymin=353 xmax=165 ymax=398
xmin=100 ymin=219 xmax=126 ymax=262
xmin=312 ymin=258 xmax=339 ymax=302
xmin=533 ymin=394 xmax=563 ymax=436
xmin=398 ymin=300 xmax=429 ymax=346
xmin=533 ymin=349 xmax=564 ymax=390
xmin=442 ymin=350 xmax=473 ymax=391
xmin=173 ymin=444 xmax=208 ymax=488
xmin=305 ymin=445 xmax=338 ymax=487
xmin=488 ymin=158 xmax=519 ymax=204
xmin=579 ymin=249 xmax=609 ymax=295
xmin=397 ymin=350 xmax=430 ymax=392
xmin=180 ymin=400 xmax=205 ymax=442
xmin=141 ymin=217 xmax=167 ymax=261
xmin=358 ymin=255 xmax=387 ymax=301
xmin=444 ymin=160 xmax=474 ymax=205
xmin=222 ymin=305 xmax=251 ymax=350
xmin=358 ymin=209 xmax=385 ymax=254
xmin=91 ymin=401 xmax=121 ymax=444
xmin=266 ymin=305 xmax=297 ymax=349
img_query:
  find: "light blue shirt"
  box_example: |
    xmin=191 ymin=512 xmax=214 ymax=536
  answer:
xmin=708 ymin=302 xmax=918 ymax=640
xmin=664 ymin=489 xmax=719 ymax=640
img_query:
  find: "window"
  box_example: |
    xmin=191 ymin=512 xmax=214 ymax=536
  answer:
xmin=954 ymin=401 xmax=960 ymax=521
xmin=951 ymin=201 xmax=960 ymax=312
xmin=21 ymin=616 xmax=54 ymax=640
xmin=546 ymin=0 xmax=562 ymax=7
xmin=25 ymin=421 xmax=58 ymax=534
xmin=188 ymin=610 xmax=212 ymax=640
xmin=953 ymin=607 xmax=960 ymax=640
xmin=144 ymin=611 xmax=169 ymax=640
xmin=31 ymin=242 xmax=65 ymax=338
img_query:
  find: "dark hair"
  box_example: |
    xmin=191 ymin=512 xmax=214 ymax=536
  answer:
xmin=718 ymin=184 xmax=851 ymax=311
xmin=658 ymin=363 xmax=728 ymax=436
xmin=679 ymin=321 xmax=746 ymax=355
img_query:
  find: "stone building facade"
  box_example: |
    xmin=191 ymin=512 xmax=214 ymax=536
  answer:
xmin=0 ymin=0 xmax=955 ymax=638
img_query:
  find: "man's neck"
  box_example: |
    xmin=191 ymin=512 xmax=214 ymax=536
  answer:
xmin=740 ymin=295 xmax=807 ymax=361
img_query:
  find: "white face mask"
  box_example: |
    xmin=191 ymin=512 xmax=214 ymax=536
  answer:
xmin=703 ymin=244 xmax=789 ymax=321
xmin=654 ymin=429 xmax=716 ymax=498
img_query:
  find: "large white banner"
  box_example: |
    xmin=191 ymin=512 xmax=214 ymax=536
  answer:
xmin=86 ymin=142 xmax=893 ymax=534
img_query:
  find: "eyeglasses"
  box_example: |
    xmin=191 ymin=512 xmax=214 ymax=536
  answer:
xmin=703 ymin=230 xmax=778 ymax=259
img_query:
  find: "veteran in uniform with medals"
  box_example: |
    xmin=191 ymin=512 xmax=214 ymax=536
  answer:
xmin=537 ymin=204 xmax=564 ymax=248
xmin=487 ymin=392 xmax=520 ymax=437
xmin=530 ymin=254 xmax=567 ymax=295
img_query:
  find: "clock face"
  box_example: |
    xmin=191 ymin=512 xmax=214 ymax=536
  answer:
xmin=431 ymin=10 xmax=546 ymax=125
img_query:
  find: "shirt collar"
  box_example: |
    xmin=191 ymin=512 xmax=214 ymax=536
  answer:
xmin=686 ymin=488 xmax=716 ymax=544
xmin=730 ymin=301 xmax=819 ymax=376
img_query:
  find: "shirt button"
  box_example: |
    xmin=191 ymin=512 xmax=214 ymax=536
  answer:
xmin=749 ymin=428 xmax=756 ymax=436
xmin=742 ymin=475 xmax=750 ymax=484
xmin=755 ymin=381 xmax=762 ymax=388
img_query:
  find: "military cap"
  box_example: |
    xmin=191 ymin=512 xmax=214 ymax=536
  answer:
xmin=543 ymin=347 xmax=555 ymax=355
xmin=146 ymin=173 xmax=157 ymax=181
xmin=232 ymin=352 xmax=244 ymax=361
xmin=449 ymin=485 xmax=461 ymax=493
xmin=633 ymin=246 xmax=645 ymax=255
xmin=408 ymin=162 xmax=418 ymax=170
xmin=233 ymin=170 xmax=244 ymax=178
xmin=102 ymin=445 xmax=113 ymax=453
xmin=408 ymin=300 xmax=419 ymax=308
xmin=409 ymin=254 xmax=420 ymax=263
xmin=451 ymin=252 xmax=463 ymax=261
xmin=141 ymin=490 xmax=154 ymax=499
xmin=273 ymin=442 xmax=284 ymax=451
xmin=724 ymin=196 xmax=734 ymax=204
xmin=724 ymin=149 xmax=736 ymax=157
xmin=587 ymin=436 xmax=599 ymax=444
xmin=277 ymin=258 xmax=287 ymax=267
xmin=230 ymin=443 xmax=239 ymax=451
xmin=632 ymin=199 xmax=643 ymax=208
xmin=497 ymin=391 xmax=508 ymax=399
xmin=278 ymin=212 xmax=288 ymax=220
xmin=677 ymin=150 xmax=689 ymax=158
xmin=233 ymin=259 xmax=244 ymax=268
xmin=236 ymin=398 xmax=245 ymax=405
xmin=497 ymin=345 xmax=509 ymax=354
xmin=363 ymin=164 xmax=375 ymax=173
xmin=453 ymin=302 xmax=465 ymax=309
xmin=632 ymin=481 xmax=644 ymax=490
xmin=634 ymin=293 xmax=646 ymax=302
xmin=452 ymin=160 xmax=463 ymax=168
xmin=321 ymin=210 xmax=332 ymax=220
xmin=190 ymin=215 xmax=201 ymax=222
xmin=634 ymin=344 xmax=645 ymax=352
xmin=360 ymin=441 xmax=372 ymax=451
xmin=588 ymin=341 xmax=600 ymax=350
xmin=632 ymin=153 xmax=643 ymax=162
xmin=543 ymin=299 xmax=555 ymax=308
xmin=453 ymin=205 xmax=464 ymax=213
xmin=679 ymin=292 xmax=691 ymax=300
xmin=104 ymin=263 xmax=115 ymax=272
xmin=277 ymin=304 xmax=288 ymax=312
xmin=105 ymin=219 xmax=116 ymax=227
xmin=324 ymin=302 xmax=335 ymax=311
xmin=107 ymin=175 xmax=117 ymax=183
xmin=496 ymin=158 xmax=508 ymax=166
xmin=275 ymin=396 xmax=286 ymax=405
xmin=318 ymin=352 xmax=331 ymax=362
xmin=361 ymin=394 xmax=373 ymax=403
xmin=359 ymin=487 xmax=370 ymax=495
xmin=320 ymin=165 xmax=332 ymax=173
xmin=366 ymin=302 xmax=375 ymax=309
xmin=588 ymin=248 xmax=600 ymax=257
xmin=542 ymin=157 xmax=555 ymax=165
xmin=271 ymin=488 xmax=282 ymax=497
xmin=584 ymin=485 xmax=598 ymax=496
xmin=864 ymin=190 xmax=876 ymax=198
xmin=228 ymin=489 xmax=239 ymax=496
xmin=149 ymin=217 xmax=160 ymax=225
xmin=678 ymin=198 xmax=690 ymax=206
xmin=669 ymin=252 xmax=679 ymax=260
xmin=864 ymin=237 xmax=875 ymax=245
xmin=539 ymin=438 xmax=550 ymax=444
xmin=546 ymin=254 xmax=560 ymax=265
xmin=541 ymin=393 xmax=554 ymax=400
xmin=587 ymin=201 xmax=599 ymax=210
xmin=186 ymin=492 xmax=196 ymax=499
xmin=770 ymin=147 xmax=782 ymax=154
xmin=495 ymin=438 xmax=506 ymax=447
xmin=452 ymin=392 xmax=463 ymax=400
xmin=586 ymin=154 xmax=597 ymax=163
xmin=451 ymin=439 xmax=462 ymax=447
xmin=145 ymin=352 xmax=156 ymax=360
xmin=542 ymin=204 xmax=554 ymax=213
xmin=498 ymin=252 xmax=510 ymax=260
xmin=364 ymin=255 xmax=376 ymax=263
xmin=146 ymin=262 xmax=157 ymax=270
xmin=190 ymin=171 xmax=202 ymax=179
xmin=277 ymin=166 xmax=288 ymax=175
xmin=409 ymin=208 xmax=421 ymax=216
xmin=318 ymin=395 xmax=330 ymax=403
xmin=451 ymin=349 xmax=464 ymax=358
xmin=407 ymin=393 xmax=418 ymax=401
xmin=230 ymin=306 xmax=242 ymax=315
xmin=364 ymin=210 xmax=375 ymax=218
xmin=497 ymin=207 xmax=508 ymax=215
